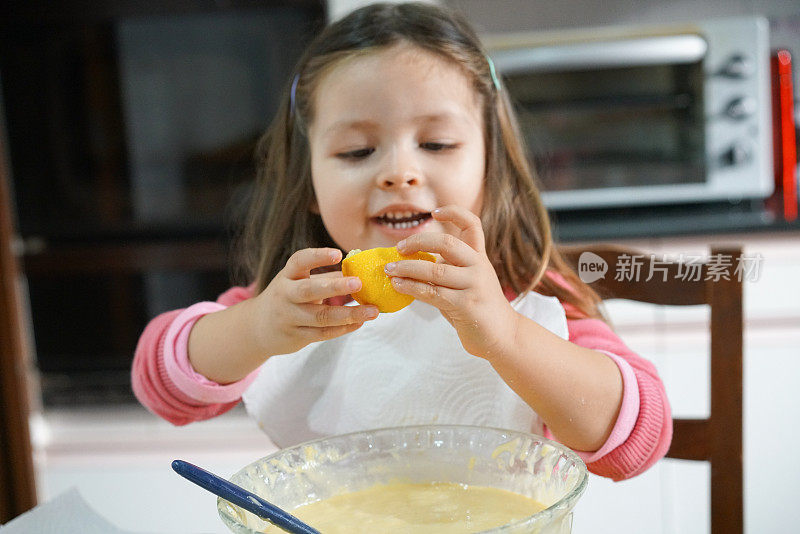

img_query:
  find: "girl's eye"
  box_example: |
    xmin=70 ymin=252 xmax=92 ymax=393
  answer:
xmin=336 ymin=143 xmax=457 ymax=159
xmin=337 ymin=148 xmax=374 ymax=159
xmin=421 ymin=142 xmax=457 ymax=151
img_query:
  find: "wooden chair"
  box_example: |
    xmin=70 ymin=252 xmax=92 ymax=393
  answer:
xmin=0 ymin=127 xmax=37 ymax=521
xmin=560 ymin=244 xmax=743 ymax=534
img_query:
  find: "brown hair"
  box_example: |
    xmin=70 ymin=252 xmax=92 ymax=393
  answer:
xmin=236 ymin=1 xmax=602 ymax=320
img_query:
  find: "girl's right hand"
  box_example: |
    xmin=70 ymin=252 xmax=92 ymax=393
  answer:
xmin=249 ymin=247 xmax=379 ymax=357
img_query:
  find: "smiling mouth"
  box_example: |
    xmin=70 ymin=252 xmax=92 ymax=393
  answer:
xmin=373 ymin=211 xmax=432 ymax=229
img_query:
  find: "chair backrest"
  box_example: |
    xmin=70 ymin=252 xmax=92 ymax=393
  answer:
xmin=560 ymin=244 xmax=743 ymax=534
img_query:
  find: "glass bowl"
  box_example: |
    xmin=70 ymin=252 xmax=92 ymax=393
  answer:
xmin=217 ymin=425 xmax=588 ymax=534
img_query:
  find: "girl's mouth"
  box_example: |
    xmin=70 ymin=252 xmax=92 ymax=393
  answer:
xmin=372 ymin=211 xmax=432 ymax=229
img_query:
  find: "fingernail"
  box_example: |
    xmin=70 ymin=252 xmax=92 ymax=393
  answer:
xmin=365 ymin=306 xmax=379 ymax=319
xmin=396 ymin=239 xmax=407 ymax=251
xmin=347 ymin=278 xmax=361 ymax=291
xmin=384 ymin=262 xmax=396 ymax=273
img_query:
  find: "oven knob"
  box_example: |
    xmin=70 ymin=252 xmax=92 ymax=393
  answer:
xmin=721 ymin=141 xmax=752 ymax=166
xmin=725 ymin=97 xmax=757 ymax=120
xmin=719 ymin=54 xmax=753 ymax=78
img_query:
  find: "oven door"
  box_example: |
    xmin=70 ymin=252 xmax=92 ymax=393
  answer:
xmin=493 ymin=34 xmax=708 ymax=209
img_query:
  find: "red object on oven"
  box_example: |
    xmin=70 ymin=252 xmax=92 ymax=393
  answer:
xmin=770 ymin=49 xmax=798 ymax=221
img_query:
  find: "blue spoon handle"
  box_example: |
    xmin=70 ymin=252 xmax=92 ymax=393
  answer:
xmin=171 ymin=459 xmax=322 ymax=534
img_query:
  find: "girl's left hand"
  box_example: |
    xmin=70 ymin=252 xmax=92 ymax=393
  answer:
xmin=387 ymin=205 xmax=520 ymax=360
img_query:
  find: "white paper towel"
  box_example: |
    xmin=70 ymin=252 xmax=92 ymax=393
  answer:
xmin=0 ymin=488 xmax=160 ymax=534
xmin=244 ymin=291 xmax=568 ymax=447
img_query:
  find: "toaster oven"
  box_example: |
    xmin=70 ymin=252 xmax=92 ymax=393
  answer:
xmin=485 ymin=17 xmax=773 ymax=209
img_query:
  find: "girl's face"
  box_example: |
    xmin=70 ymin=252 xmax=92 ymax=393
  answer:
xmin=308 ymin=43 xmax=486 ymax=253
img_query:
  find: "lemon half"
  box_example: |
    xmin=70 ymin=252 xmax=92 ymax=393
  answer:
xmin=341 ymin=247 xmax=436 ymax=313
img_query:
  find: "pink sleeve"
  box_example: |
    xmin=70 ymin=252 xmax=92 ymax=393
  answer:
xmin=556 ymin=349 xmax=639 ymax=465
xmin=562 ymin=317 xmax=672 ymax=481
xmin=131 ymin=285 xmax=258 ymax=425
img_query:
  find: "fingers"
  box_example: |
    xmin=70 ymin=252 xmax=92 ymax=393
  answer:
xmin=432 ymin=205 xmax=486 ymax=254
xmin=384 ymin=258 xmax=469 ymax=289
xmin=288 ymin=274 xmax=363 ymax=304
xmin=297 ymin=322 xmax=365 ymax=342
xmin=390 ymin=276 xmax=459 ymax=310
xmin=397 ymin=232 xmax=474 ymax=267
xmin=283 ymin=248 xmax=342 ymax=280
xmin=296 ymin=303 xmax=379 ymax=328
xmin=396 ymin=206 xmax=485 ymax=265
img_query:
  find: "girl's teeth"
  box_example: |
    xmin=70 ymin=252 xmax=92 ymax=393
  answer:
xmin=384 ymin=211 xmax=420 ymax=220
xmin=384 ymin=219 xmax=423 ymax=229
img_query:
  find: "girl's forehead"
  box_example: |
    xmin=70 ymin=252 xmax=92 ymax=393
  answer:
xmin=310 ymin=44 xmax=482 ymax=133
xmin=329 ymin=43 xmax=455 ymax=79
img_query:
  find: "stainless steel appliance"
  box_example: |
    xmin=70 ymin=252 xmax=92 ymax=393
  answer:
xmin=484 ymin=17 xmax=773 ymax=209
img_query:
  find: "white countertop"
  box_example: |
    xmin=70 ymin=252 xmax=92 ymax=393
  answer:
xmin=31 ymin=404 xmax=278 ymax=533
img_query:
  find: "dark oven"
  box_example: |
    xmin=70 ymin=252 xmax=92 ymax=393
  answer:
xmin=1 ymin=2 xmax=325 ymax=405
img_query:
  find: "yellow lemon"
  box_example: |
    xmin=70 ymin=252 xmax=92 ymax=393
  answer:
xmin=341 ymin=247 xmax=436 ymax=313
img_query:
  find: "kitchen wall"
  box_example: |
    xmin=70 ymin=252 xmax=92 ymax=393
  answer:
xmin=330 ymin=1 xmax=799 ymax=87
xmin=445 ymin=1 xmax=797 ymax=37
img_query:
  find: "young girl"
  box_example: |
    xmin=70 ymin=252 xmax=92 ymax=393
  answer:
xmin=132 ymin=1 xmax=671 ymax=481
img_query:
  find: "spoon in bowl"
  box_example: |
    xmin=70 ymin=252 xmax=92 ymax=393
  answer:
xmin=171 ymin=459 xmax=321 ymax=534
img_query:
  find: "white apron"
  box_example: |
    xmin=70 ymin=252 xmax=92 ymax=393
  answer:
xmin=243 ymin=291 xmax=568 ymax=447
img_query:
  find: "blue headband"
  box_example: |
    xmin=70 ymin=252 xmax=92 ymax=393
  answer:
xmin=289 ymin=72 xmax=300 ymax=118
xmin=289 ymin=54 xmax=500 ymax=118
xmin=486 ymin=54 xmax=501 ymax=91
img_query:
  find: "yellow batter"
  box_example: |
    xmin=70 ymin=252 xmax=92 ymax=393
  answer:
xmin=271 ymin=481 xmax=545 ymax=533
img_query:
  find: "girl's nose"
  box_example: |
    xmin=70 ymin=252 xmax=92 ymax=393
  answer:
xmin=377 ymin=172 xmax=420 ymax=189
xmin=376 ymin=146 xmax=422 ymax=189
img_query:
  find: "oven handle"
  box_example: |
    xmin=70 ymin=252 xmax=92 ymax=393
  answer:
xmin=489 ymin=34 xmax=708 ymax=74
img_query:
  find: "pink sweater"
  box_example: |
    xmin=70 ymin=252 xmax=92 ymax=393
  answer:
xmin=132 ymin=285 xmax=671 ymax=482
